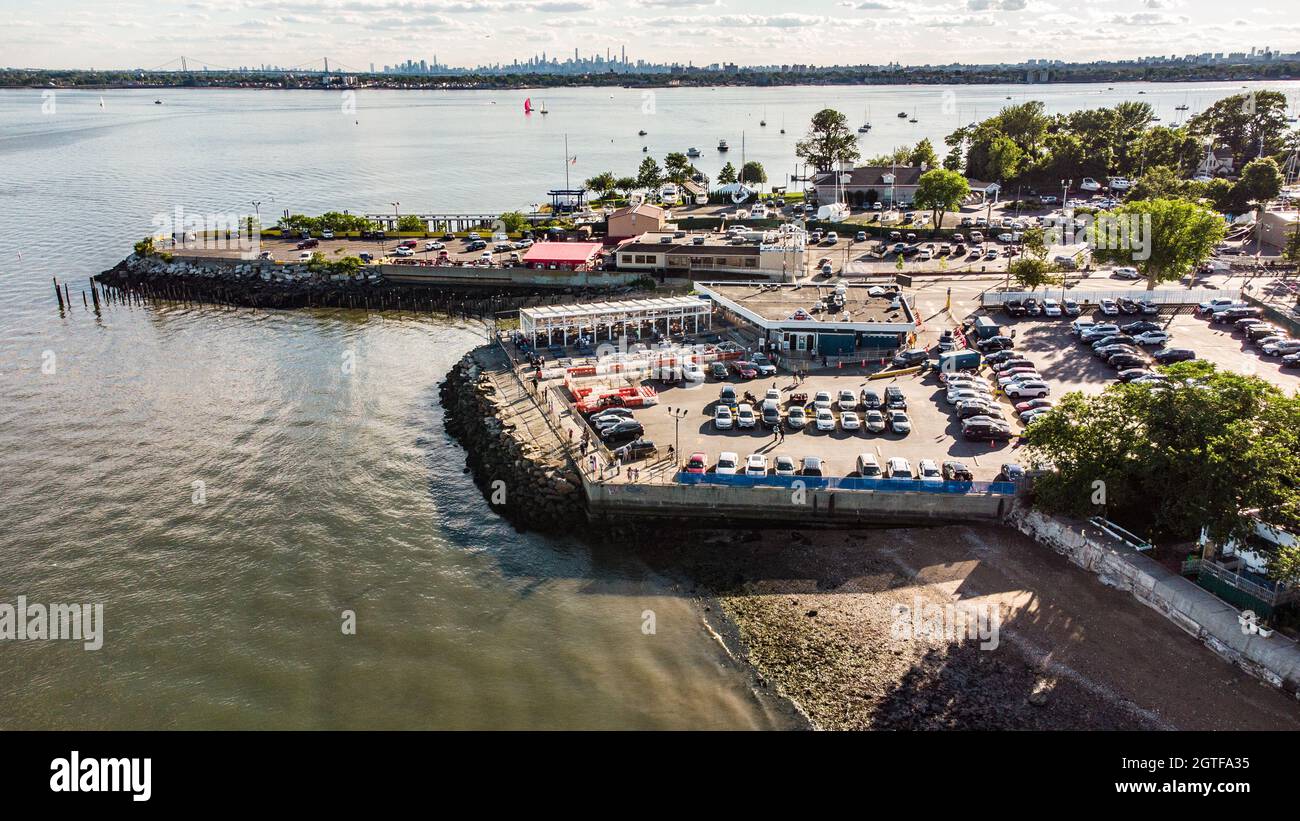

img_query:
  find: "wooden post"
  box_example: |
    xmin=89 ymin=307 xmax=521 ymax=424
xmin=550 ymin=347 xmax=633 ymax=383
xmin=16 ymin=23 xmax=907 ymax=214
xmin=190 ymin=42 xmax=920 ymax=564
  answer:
xmin=53 ymin=277 xmax=64 ymax=311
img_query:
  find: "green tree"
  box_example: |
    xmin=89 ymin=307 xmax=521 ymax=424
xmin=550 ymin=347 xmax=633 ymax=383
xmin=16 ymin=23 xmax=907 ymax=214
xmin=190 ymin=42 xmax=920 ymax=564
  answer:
xmin=794 ymin=108 xmax=859 ymax=172
xmin=1021 ymin=363 xmax=1300 ymax=578
xmin=498 ymin=211 xmax=530 ymax=233
xmin=584 ymin=171 xmax=616 ymax=198
xmin=1187 ymin=90 xmax=1292 ymax=164
xmin=986 ymin=134 xmax=1026 ymax=182
xmin=1128 ymin=165 xmax=1198 ymax=201
xmin=1008 ymin=257 xmax=1059 ymax=290
xmin=1021 ymin=225 xmax=1050 ymax=261
xmin=739 ymin=161 xmax=767 ymax=186
xmin=913 ymin=168 xmax=968 ymax=234
xmin=716 ymin=162 xmax=737 ymax=185
xmin=134 ymin=236 xmax=156 ymax=257
xmin=663 ymin=152 xmax=691 ymax=184
xmin=1090 ymin=197 xmax=1226 ymax=290
xmin=636 ymin=157 xmax=663 ymax=190
xmin=396 ymin=215 xmax=425 ymax=232
xmin=614 ymin=176 xmax=638 ymax=198
xmin=1234 ymin=157 xmax=1284 ymax=208
xmin=908 ymin=138 xmax=939 ymax=169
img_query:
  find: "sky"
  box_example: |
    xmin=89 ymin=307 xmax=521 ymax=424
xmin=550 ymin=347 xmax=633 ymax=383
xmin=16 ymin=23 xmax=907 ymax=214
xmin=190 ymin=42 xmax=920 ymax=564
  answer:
xmin=0 ymin=0 xmax=1296 ymax=71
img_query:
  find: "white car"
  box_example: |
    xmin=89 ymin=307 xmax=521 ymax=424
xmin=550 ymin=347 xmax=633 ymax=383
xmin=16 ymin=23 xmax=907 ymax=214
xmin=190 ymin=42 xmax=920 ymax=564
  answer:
xmin=714 ymin=406 xmax=734 ymax=430
xmin=888 ymin=410 xmax=912 ymax=434
xmin=840 ymin=410 xmax=862 ymax=431
xmin=945 ymin=376 xmax=992 ymax=391
xmin=917 ymin=459 xmax=942 ymax=483
xmin=1262 ymin=339 xmax=1300 ymax=356
xmin=683 ymin=363 xmax=706 ymax=383
xmin=1005 ymin=380 xmax=1051 ymax=399
xmin=1100 ymin=299 xmax=1119 ymax=315
xmin=424 ymin=241 xmax=444 ymax=251
xmin=1113 ymin=267 xmax=1141 ymax=280
xmin=815 ymin=408 xmax=836 ymax=431
xmin=885 ymin=456 xmax=914 ymax=480
xmin=856 ymin=453 xmax=882 ymax=477
xmin=1108 ymin=177 xmax=1131 ymax=190
xmin=1080 ymin=177 xmax=1101 ymax=192
xmin=393 ymin=247 xmax=414 ymax=257
xmin=864 ymin=410 xmax=887 ymax=433
xmin=813 ymin=391 xmax=833 ymax=411
xmin=744 ymin=453 xmax=768 ymax=476
xmin=736 ymin=403 xmax=756 ymax=428
xmin=947 ymin=387 xmax=993 ymax=406
xmin=773 ymin=455 xmax=797 ymax=476
xmin=716 ymin=452 xmax=739 ymax=475
xmin=1042 ymin=299 xmax=1062 ymax=317
xmin=837 ymin=390 xmax=857 ymax=411
xmin=997 ymin=370 xmax=1040 ymax=386
xmin=320 ymin=230 xmax=334 ymax=239
xmin=1131 ymin=330 xmax=1170 ymax=346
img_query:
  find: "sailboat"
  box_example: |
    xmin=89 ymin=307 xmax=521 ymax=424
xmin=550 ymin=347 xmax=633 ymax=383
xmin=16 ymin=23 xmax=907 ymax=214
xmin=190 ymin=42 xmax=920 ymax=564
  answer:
xmin=909 ymin=108 xmax=917 ymax=123
xmin=780 ymin=116 xmax=785 ymax=135
xmin=1175 ymin=93 xmax=1190 ymax=112
xmin=524 ymin=97 xmax=533 ymax=114
xmin=540 ymin=100 xmax=549 ymax=115
xmin=760 ymin=108 xmax=767 ymax=127
xmin=857 ymin=107 xmax=872 ymax=133
xmin=98 ymin=96 xmax=105 ymax=109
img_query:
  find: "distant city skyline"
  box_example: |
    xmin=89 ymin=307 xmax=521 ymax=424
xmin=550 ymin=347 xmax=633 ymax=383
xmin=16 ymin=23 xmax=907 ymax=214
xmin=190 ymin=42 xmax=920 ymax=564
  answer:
xmin=1 ymin=0 xmax=1296 ymax=72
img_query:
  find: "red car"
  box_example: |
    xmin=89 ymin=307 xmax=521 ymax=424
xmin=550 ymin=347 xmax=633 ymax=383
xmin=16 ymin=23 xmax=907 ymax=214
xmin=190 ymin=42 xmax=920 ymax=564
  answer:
xmin=685 ymin=452 xmax=708 ymax=474
xmin=732 ymin=361 xmax=758 ymax=379
xmin=398 ymin=239 xmax=418 ymax=249
xmin=1015 ymin=398 xmax=1054 ymax=413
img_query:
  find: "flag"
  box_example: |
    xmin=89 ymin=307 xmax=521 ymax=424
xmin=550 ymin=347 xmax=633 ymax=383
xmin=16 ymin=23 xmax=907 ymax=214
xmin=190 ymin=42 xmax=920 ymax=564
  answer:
xmin=569 ymin=155 xmax=578 ymax=165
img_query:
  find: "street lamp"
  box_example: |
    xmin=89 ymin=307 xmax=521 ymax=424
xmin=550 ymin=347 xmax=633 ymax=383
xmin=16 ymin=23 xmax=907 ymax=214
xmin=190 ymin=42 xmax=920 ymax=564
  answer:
xmin=667 ymin=406 xmax=689 ymax=470
xmin=391 ymin=201 xmax=400 ymax=231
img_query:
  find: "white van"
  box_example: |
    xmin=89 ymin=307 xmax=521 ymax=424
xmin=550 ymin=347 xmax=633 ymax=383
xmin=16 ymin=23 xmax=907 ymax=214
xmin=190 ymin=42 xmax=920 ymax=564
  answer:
xmin=856 ymin=453 xmax=882 ymax=478
xmin=885 ymin=456 xmax=913 ymax=480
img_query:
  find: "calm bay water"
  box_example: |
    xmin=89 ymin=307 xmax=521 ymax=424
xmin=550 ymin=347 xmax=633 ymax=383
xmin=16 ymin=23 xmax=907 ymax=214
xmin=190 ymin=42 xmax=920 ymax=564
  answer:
xmin=0 ymin=80 xmax=1294 ymax=729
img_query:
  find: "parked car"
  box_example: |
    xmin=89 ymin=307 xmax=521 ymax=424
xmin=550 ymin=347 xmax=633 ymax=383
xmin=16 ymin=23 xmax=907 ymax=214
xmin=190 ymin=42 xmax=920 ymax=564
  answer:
xmin=962 ymin=418 xmax=1014 ymax=440
xmin=815 ymin=408 xmax=836 ymax=431
xmin=684 ymin=452 xmax=708 ymax=474
xmin=1063 ymin=299 xmax=1081 ymax=316
xmin=1262 ymin=339 xmax=1300 ymax=356
xmin=956 ymin=400 xmax=996 ymax=420
xmin=856 ymin=453 xmax=883 ymax=478
xmin=1131 ymin=330 xmax=1170 ymax=346
xmin=1004 ymin=381 xmax=1050 ymax=399
xmin=885 ymin=457 xmax=914 ymax=480
xmin=1108 ymin=352 xmax=1147 ymax=369
xmin=942 ymin=461 xmax=974 ymax=481
xmin=614 ymin=439 xmax=658 ymax=461
xmin=736 ymin=403 xmax=756 ymax=428
xmin=716 ymin=452 xmax=739 ymax=475
xmin=1099 ymin=298 xmax=1119 ymax=315
xmin=1112 ymin=267 xmax=1141 ymax=280
xmin=800 ymin=456 xmax=824 ymax=477
xmin=786 ymin=406 xmax=808 ymax=429
xmin=917 ymin=459 xmax=943 ymax=483
xmin=837 ymin=389 xmax=858 ymax=411
xmin=884 ymin=386 xmax=907 ymax=410
xmin=1117 ymin=368 xmax=1156 ymax=383
xmin=732 ymin=361 xmax=759 ymax=379
xmin=1122 ymin=321 xmax=1161 ymax=335
xmin=863 ymin=409 xmax=887 ymax=433
xmin=887 ymin=410 xmax=912 ymax=434
xmin=976 ymin=335 xmax=1015 ymax=352
xmin=744 ymin=453 xmax=768 ymax=476
xmin=714 ymin=406 xmax=734 ymax=430
xmin=709 ymin=362 xmax=729 ymax=380
xmin=840 ymin=410 xmax=862 ymax=431
xmin=1152 ymin=348 xmax=1196 ymax=364
xmin=599 ymin=420 xmax=645 ymax=443
xmin=773 ymin=455 xmax=798 ymax=477
xmin=762 ymin=403 xmax=783 ymax=428
xmin=1042 ymin=299 xmax=1062 ymax=317
xmin=861 ymin=389 xmax=883 ymax=409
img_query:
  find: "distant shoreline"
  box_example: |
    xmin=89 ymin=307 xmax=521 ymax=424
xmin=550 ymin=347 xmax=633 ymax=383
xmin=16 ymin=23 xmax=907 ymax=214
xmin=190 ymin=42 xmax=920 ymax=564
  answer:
xmin=3 ymin=62 xmax=1299 ymax=93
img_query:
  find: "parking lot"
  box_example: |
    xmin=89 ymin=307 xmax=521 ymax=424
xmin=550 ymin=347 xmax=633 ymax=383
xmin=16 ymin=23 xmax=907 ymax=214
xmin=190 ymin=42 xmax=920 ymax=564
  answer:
xmin=604 ymin=368 xmax=1022 ymax=482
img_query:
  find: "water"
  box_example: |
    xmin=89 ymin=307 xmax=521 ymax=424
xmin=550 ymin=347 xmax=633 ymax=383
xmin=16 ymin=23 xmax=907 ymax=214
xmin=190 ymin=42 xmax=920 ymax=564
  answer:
xmin=0 ymin=80 xmax=1292 ymax=729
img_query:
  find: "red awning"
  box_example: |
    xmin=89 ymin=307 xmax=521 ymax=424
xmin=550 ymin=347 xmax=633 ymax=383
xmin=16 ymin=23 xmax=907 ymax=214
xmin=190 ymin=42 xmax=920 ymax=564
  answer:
xmin=522 ymin=242 xmax=603 ymax=266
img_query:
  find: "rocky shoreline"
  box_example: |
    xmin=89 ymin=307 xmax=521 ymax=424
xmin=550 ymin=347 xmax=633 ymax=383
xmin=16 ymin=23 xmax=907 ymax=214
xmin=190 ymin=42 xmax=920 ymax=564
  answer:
xmin=94 ymin=253 xmax=602 ymax=316
xmin=439 ymin=352 xmax=586 ymax=533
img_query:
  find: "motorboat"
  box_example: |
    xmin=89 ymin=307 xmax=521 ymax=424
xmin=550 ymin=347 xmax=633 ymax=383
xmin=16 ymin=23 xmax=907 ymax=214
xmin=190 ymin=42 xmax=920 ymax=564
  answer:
xmin=686 ymin=147 xmax=701 ymax=157
xmin=717 ymin=139 xmax=729 ymax=151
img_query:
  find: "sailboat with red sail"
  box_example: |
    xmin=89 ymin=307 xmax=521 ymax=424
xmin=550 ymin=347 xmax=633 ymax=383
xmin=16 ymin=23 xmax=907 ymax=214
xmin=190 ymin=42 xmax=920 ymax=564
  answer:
xmin=524 ymin=98 xmax=533 ymax=114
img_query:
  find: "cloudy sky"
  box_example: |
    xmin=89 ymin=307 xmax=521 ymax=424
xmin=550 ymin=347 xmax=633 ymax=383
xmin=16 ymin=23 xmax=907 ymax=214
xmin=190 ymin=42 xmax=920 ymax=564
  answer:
xmin=0 ymin=0 xmax=1294 ymax=70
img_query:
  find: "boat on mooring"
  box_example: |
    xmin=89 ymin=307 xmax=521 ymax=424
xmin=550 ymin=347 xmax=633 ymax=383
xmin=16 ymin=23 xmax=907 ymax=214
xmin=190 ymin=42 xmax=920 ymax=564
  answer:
xmin=717 ymin=139 xmax=729 ymax=152
xmin=686 ymin=147 xmax=701 ymax=158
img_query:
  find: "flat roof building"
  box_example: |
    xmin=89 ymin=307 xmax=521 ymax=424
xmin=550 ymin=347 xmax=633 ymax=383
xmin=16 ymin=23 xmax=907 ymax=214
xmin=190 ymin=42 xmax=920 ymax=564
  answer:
xmin=522 ymin=241 xmax=604 ymax=270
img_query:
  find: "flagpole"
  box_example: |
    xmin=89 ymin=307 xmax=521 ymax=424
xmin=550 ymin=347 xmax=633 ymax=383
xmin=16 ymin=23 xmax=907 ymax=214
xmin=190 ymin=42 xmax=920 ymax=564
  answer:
xmin=565 ymin=134 xmax=570 ymax=190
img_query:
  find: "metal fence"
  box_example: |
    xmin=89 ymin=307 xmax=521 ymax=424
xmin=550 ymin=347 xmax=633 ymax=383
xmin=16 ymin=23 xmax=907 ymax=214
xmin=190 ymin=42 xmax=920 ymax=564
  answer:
xmin=675 ymin=472 xmax=1017 ymax=495
xmin=981 ymin=288 xmax=1240 ymax=307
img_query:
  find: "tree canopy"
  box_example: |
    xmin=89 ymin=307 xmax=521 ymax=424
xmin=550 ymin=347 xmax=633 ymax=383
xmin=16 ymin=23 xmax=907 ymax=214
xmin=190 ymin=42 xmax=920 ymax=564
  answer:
xmin=1022 ymin=362 xmax=1300 ymax=581
xmin=1090 ymin=197 xmax=1226 ymax=290
xmin=913 ymin=168 xmax=968 ymax=233
xmin=795 ymin=108 xmax=859 ymax=172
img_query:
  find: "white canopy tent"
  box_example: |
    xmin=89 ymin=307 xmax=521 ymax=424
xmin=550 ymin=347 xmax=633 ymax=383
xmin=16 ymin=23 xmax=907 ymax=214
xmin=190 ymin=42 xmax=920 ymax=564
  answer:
xmin=520 ymin=296 xmax=713 ymax=347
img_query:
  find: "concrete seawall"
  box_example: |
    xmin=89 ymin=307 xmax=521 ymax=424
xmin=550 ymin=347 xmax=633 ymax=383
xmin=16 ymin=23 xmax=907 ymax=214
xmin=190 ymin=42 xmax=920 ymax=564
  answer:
xmin=1008 ymin=504 xmax=1300 ymax=699
xmin=584 ymin=480 xmax=1008 ymax=527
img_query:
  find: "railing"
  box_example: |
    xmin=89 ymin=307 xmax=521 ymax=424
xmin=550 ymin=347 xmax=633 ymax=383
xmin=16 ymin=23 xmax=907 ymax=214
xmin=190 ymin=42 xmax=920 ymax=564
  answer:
xmin=1198 ymin=559 xmax=1300 ymax=608
xmin=1088 ymin=516 xmax=1153 ymax=552
xmin=675 ymin=472 xmax=1017 ymax=495
xmin=981 ymin=288 xmax=1240 ymax=307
